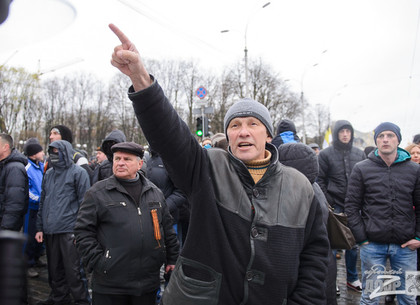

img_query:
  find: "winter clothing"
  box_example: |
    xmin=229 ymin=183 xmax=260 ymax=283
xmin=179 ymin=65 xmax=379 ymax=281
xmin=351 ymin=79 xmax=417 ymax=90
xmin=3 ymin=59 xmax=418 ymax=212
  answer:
xmin=145 ymin=151 xmax=188 ymax=223
xmin=51 ymin=125 xmax=73 ymax=144
xmin=128 ymin=78 xmax=329 ymax=305
xmin=37 ymin=140 xmax=90 ymax=234
xmin=24 ymin=158 xmax=45 ymax=265
xmin=111 ymin=142 xmax=144 ymax=158
xmin=271 ymin=119 xmax=300 ymax=147
xmin=278 ymin=142 xmax=337 ymax=305
xmin=373 ymin=122 xmax=402 ymax=144
xmin=75 ymin=173 xmax=179 ymax=296
xmin=224 ymin=98 xmax=274 ymax=138
xmin=345 ymin=147 xmax=420 ymax=244
xmin=317 ymin=120 xmax=366 ymax=209
xmin=0 ymin=148 xmax=28 ymax=231
xmin=23 ymin=137 xmax=43 ymax=156
xmin=36 ymin=140 xmax=91 ymax=304
xmin=92 ymin=130 xmax=126 ymax=184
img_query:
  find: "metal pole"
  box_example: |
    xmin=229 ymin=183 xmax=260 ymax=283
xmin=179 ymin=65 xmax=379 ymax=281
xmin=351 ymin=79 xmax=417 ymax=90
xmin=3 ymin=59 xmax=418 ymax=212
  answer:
xmin=244 ymin=45 xmax=249 ymax=97
xmin=301 ymin=91 xmax=306 ymax=144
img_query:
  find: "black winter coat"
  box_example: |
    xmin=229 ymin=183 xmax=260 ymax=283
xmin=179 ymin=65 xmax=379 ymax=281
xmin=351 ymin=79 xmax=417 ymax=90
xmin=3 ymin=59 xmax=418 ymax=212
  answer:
xmin=75 ymin=174 xmax=179 ymax=295
xmin=0 ymin=148 xmax=28 ymax=231
xmin=345 ymin=148 xmax=420 ymax=244
xmin=318 ymin=120 xmax=365 ymax=208
xmin=145 ymin=153 xmax=189 ymax=223
xmin=129 ymin=78 xmax=329 ymax=305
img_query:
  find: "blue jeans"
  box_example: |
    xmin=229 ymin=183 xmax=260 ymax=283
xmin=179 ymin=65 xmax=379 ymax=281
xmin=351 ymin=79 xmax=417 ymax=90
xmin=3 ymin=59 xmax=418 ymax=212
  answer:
xmin=360 ymin=242 xmax=417 ymax=305
xmin=333 ymin=205 xmax=359 ymax=282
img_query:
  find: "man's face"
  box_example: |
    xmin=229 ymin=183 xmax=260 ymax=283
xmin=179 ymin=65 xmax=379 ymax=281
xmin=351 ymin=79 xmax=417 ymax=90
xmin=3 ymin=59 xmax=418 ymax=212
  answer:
xmin=338 ymin=128 xmax=352 ymax=144
xmin=376 ymin=131 xmax=399 ymax=156
xmin=96 ymin=150 xmax=107 ymax=164
xmin=32 ymin=151 xmax=45 ymax=163
xmin=49 ymin=129 xmax=62 ymax=143
xmin=0 ymin=139 xmax=9 ymax=161
xmin=227 ymin=117 xmax=271 ymax=163
xmin=113 ymin=151 xmax=143 ymax=180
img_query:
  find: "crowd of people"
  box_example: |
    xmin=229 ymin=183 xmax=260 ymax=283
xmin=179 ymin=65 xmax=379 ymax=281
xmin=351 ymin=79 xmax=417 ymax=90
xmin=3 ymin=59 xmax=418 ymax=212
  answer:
xmin=1 ymin=23 xmax=420 ymax=305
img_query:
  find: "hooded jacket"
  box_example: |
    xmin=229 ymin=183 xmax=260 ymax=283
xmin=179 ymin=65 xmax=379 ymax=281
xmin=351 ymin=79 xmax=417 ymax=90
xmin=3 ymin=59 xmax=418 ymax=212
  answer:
xmin=128 ymin=79 xmax=329 ymax=305
xmin=317 ymin=120 xmax=365 ymax=209
xmin=271 ymin=119 xmax=300 ymax=147
xmin=346 ymin=148 xmax=420 ymax=244
xmin=92 ymin=130 xmax=127 ymax=184
xmin=37 ymin=140 xmax=90 ymax=234
xmin=145 ymin=150 xmax=188 ymax=223
xmin=0 ymin=148 xmax=29 ymax=231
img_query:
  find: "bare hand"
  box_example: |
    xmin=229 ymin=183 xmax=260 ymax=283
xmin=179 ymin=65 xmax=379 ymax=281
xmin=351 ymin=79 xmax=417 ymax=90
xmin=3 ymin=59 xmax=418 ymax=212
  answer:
xmin=401 ymin=239 xmax=420 ymax=250
xmin=108 ymin=23 xmax=152 ymax=91
xmin=165 ymin=264 xmax=175 ymax=273
xmin=35 ymin=232 xmax=43 ymax=243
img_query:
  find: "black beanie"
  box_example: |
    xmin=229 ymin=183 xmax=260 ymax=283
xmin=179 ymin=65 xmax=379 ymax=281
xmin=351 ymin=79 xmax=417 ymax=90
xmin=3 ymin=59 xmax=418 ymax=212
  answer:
xmin=23 ymin=138 xmax=43 ymax=156
xmin=51 ymin=125 xmax=73 ymax=144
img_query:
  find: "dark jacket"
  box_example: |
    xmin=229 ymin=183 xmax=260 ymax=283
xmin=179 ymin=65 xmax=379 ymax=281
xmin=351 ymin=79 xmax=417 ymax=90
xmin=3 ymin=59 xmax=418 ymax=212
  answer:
xmin=74 ymin=174 xmax=179 ymax=295
xmin=317 ymin=120 xmax=365 ymax=208
xmin=37 ymin=140 xmax=90 ymax=234
xmin=278 ymin=143 xmax=328 ymax=223
xmin=92 ymin=130 xmax=126 ymax=184
xmin=271 ymin=119 xmax=300 ymax=147
xmin=345 ymin=148 xmax=420 ymax=244
xmin=0 ymin=148 xmax=29 ymax=231
xmin=145 ymin=151 xmax=189 ymax=223
xmin=278 ymin=142 xmax=337 ymax=305
xmin=129 ymin=79 xmax=329 ymax=305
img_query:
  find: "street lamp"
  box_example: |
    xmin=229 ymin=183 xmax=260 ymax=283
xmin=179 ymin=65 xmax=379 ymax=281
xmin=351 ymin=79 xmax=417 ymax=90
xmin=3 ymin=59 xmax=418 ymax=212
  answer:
xmin=221 ymin=2 xmax=271 ymax=98
xmin=300 ymin=49 xmax=328 ymax=144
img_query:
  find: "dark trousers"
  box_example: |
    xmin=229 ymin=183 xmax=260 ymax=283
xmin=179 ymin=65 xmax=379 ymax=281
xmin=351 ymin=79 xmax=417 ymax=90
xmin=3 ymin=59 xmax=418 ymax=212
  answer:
xmin=23 ymin=209 xmax=44 ymax=265
xmin=92 ymin=291 xmax=157 ymax=305
xmin=45 ymin=233 xmax=90 ymax=304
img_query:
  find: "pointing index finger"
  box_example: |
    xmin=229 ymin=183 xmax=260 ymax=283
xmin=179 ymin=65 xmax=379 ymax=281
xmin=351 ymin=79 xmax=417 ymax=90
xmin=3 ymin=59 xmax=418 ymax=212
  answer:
xmin=109 ymin=23 xmax=131 ymax=45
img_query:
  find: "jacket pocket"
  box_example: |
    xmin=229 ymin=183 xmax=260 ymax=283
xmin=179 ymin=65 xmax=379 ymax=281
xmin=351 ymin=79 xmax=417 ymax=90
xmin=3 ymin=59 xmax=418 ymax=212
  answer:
xmin=161 ymin=256 xmax=222 ymax=305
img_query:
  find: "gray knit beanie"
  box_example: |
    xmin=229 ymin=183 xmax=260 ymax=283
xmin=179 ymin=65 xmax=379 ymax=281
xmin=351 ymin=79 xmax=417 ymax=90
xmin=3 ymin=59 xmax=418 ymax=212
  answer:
xmin=224 ymin=98 xmax=274 ymax=139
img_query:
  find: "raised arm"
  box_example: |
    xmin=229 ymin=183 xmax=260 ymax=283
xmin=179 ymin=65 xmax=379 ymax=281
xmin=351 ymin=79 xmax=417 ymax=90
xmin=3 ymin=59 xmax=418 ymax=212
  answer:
xmin=109 ymin=23 xmax=152 ymax=92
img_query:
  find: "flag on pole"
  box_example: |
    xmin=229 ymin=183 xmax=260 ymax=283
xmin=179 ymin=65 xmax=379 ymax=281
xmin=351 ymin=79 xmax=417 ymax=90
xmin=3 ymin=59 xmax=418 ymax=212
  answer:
xmin=323 ymin=127 xmax=332 ymax=149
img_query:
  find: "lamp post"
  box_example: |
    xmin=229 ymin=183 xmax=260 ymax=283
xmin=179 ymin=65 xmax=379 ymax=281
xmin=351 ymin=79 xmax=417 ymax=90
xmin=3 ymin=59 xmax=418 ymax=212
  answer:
xmin=221 ymin=2 xmax=271 ymax=98
xmin=300 ymin=49 xmax=328 ymax=144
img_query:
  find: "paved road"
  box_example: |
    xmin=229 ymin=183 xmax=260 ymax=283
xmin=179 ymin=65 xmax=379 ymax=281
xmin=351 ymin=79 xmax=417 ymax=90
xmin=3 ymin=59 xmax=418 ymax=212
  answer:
xmin=27 ymin=250 xmax=393 ymax=305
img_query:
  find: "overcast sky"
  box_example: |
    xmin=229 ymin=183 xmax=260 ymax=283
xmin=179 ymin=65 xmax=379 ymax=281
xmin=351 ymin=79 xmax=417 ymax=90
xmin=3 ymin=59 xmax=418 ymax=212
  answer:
xmin=1 ymin=0 xmax=419 ymax=146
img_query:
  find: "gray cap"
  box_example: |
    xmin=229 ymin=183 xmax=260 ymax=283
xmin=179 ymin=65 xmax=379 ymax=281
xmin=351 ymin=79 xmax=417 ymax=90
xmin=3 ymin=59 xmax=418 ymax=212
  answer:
xmin=224 ymin=98 xmax=274 ymax=139
xmin=111 ymin=142 xmax=144 ymax=158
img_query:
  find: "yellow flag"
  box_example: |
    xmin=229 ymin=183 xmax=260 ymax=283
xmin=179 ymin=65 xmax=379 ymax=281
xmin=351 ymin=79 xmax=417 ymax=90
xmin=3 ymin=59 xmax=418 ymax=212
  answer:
xmin=323 ymin=127 xmax=332 ymax=149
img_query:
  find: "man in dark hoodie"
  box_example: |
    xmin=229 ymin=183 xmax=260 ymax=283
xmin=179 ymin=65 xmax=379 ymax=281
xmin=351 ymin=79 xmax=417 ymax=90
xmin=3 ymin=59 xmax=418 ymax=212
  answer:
xmin=35 ymin=140 xmax=91 ymax=305
xmin=318 ymin=120 xmax=366 ymax=293
xmin=271 ymin=119 xmax=300 ymax=147
xmin=91 ymin=129 xmax=126 ymax=184
xmin=0 ymin=134 xmax=30 ymax=305
xmin=48 ymin=125 xmax=93 ymax=183
xmin=0 ymin=133 xmax=28 ymax=231
xmin=279 ymin=142 xmax=337 ymax=305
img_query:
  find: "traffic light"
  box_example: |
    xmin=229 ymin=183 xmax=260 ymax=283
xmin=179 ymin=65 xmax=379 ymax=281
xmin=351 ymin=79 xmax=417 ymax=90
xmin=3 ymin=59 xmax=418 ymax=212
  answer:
xmin=196 ymin=117 xmax=203 ymax=137
xmin=204 ymin=117 xmax=212 ymax=136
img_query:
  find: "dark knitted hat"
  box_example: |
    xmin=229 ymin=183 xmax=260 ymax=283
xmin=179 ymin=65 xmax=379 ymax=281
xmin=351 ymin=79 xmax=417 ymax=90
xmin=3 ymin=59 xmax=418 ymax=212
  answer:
xmin=23 ymin=138 xmax=43 ymax=156
xmin=111 ymin=142 xmax=144 ymax=158
xmin=224 ymin=98 xmax=274 ymax=139
xmin=374 ymin=122 xmax=401 ymax=145
xmin=51 ymin=125 xmax=73 ymax=144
